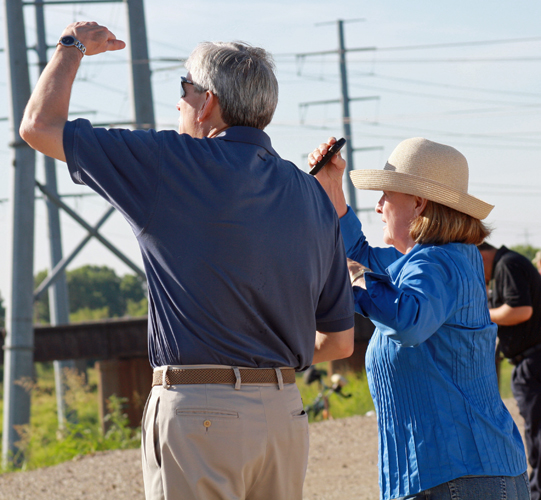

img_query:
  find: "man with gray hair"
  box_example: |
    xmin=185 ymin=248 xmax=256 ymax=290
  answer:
xmin=20 ymin=22 xmax=355 ymax=499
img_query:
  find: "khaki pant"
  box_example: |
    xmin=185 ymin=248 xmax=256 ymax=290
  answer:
xmin=141 ymin=370 xmax=309 ymax=500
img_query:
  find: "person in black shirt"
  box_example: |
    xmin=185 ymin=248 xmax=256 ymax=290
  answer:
xmin=479 ymin=242 xmax=541 ymax=500
xmin=533 ymin=251 xmax=541 ymax=275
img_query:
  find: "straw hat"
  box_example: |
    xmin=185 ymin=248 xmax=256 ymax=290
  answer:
xmin=349 ymin=137 xmax=494 ymax=220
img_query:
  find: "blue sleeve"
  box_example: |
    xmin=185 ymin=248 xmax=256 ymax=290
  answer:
xmin=354 ymin=249 xmax=456 ymax=347
xmin=315 ymin=221 xmax=355 ymax=333
xmin=63 ymin=118 xmax=161 ymax=233
xmin=339 ymin=206 xmax=401 ymax=273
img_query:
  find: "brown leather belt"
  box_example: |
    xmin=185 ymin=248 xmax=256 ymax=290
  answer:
xmin=152 ymin=367 xmax=296 ymax=387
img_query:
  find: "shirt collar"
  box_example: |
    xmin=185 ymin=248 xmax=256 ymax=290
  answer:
xmin=215 ymin=126 xmax=279 ymax=157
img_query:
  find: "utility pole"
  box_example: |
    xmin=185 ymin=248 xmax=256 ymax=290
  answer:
xmin=125 ymin=0 xmax=155 ymax=129
xmin=35 ymin=0 xmax=75 ymax=432
xmin=297 ymin=19 xmax=381 ymax=213
xmin=337 ymin=20 xmax=357 ymax=212
xmin=2 ymin=0 xmax=37 ymax=467
xmin=2 ymin=0 xmax=154 ymax=466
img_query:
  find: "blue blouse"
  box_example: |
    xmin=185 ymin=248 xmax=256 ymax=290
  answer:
xmin=340 ymin=207 xmax=526 ymax=500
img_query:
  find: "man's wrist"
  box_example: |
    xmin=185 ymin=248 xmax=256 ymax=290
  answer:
xmin=57 ymin=35 xmax=86 ymax=57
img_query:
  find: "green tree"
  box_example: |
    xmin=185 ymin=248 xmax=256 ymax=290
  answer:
xmin=70 ymin=306 xmax=111 ymax=323
xmin=67 ymin=265 xmax=125 ymax=318
xmin=509 ymin=244 xmax=539 ymax=263
xmin=119 ymin=274 xmax=146 ymax=304
xmin=33 ymin=266 xmax=147 ymax=323
xmin=126 ymin=297 xmax=148 ymax=317
xmin=120 ymin=273 xmax=147 ymax=318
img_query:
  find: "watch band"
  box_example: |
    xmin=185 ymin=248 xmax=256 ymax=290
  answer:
xmin=57 ymin=36 xmax=86 ymax=56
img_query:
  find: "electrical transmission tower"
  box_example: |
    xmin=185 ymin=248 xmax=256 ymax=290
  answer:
xmin=2 ymin=0 xmax=154 ymax=466
xmin=297 ymin=19 xmax=383 ymax=213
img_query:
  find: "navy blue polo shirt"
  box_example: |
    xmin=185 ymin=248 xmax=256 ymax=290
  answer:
xmin=64 ymin=120 xmax=354 ymax=370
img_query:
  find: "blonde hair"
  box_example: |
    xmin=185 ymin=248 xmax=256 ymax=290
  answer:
xmin=410 ymin=200 xmax=491 ymax=246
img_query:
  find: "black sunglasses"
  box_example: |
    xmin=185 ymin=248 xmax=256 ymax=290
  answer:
xmin=180 ymin=76 xmax=195 ymax=98
xmin=180 ymin=76 xmax=209 ymax=99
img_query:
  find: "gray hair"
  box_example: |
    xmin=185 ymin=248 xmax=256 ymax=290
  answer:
xmin=185 ymin=41 xmax=279 ymax=130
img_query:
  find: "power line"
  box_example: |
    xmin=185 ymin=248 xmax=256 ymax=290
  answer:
xmin=291 ymin=121 xmax=541 ymax=150
xmin=351 ymin=120 xmax=541 ymax=147
xmin=361 ymin=84 xmax=540 ymax=108
xmin=281 ymin=69 xmax=541 ymax=113
xmin=342 ymin=78 xmax=540 ymax=108
xmin=347 ymin=56 xmax=541 ymax=64
xmin=269 ymin=114 xmax=541 ymax=147
xmin=366 ymin=73 xmax=541 ymax=99
xmin=279 ymin=68 xmax=541 ymax=110
xmin=376 ymin=36 xmax=541 ymax=52
xmin=274 ymin=35 xmax=541 ymax=58
xmin=372 ymin=104 xmax=541 ymax=123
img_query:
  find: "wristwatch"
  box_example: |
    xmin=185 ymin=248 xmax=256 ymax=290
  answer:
xmin=57 ymin=35 xmax=86 ymax=56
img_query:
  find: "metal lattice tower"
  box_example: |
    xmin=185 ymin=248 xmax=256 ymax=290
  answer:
xmin=2 ymin=0 xmax=154 ymax=466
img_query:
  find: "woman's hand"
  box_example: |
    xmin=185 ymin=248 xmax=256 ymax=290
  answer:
xmin=308 ymin=137 xmax=346 ymax=181
xmin=308 ymin=137 xmax=348 ymax=218
xmin=347 ymin=258 xmax=371 ymax=290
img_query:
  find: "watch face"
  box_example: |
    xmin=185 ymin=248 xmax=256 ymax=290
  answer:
xmin=60 ymin=36 xmax=75 ymax=46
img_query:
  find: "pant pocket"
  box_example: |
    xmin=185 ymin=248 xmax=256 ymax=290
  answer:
xmin=142 ymin=391 xmax=161 ymax=469
xmin=175 ymin=408 xmax=239 ymax=418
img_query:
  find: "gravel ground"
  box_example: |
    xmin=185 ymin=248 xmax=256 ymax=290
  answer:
xmin=0 ymin=399 xmax=524 ymax=500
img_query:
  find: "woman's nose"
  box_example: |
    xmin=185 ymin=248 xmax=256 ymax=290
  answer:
xmin=375 ymin=197 xmax=384 ymax=214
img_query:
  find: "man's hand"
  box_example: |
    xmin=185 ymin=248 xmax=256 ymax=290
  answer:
xmin=60 ymin=22 xmax=125 ymax=56
xmin=308 ymin=137 xmax=348 ymax=218
xmin=20 ymin=21 xmax=125 ymax=161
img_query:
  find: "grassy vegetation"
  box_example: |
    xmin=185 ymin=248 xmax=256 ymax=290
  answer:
xmin=0 ymin=358 xmax=517 ymax=473
xmin=499 ymin=357 xmax=514 ymax=399
xmin=298 ymin=364 xmax=374 ymax=422
xmin=0 ymin=363 xmax=140 ymax=472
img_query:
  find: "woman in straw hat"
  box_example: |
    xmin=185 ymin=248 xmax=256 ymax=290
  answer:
xmin=309 ymin=137 xmax=529 ymax=500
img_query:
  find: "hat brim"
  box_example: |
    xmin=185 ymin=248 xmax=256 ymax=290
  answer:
xmin=349 ymin=169 xmax=494 ymax=220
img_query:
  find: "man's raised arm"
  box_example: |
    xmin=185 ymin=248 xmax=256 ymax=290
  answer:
xmin=19 ymin=22 xmax=125 ymax=162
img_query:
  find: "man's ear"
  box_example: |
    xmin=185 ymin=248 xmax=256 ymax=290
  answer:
xmin=197 ymin=91 xmax=216 ymax=122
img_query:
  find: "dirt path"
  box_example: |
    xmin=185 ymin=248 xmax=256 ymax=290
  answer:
xmin=0 ymin=399 xmax=524 ymax=500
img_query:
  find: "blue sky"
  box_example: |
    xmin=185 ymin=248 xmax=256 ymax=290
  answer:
xmin=1 ymin=0 xmax=541 ymax=302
